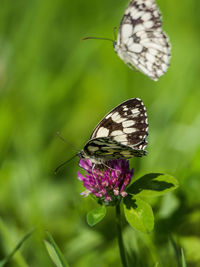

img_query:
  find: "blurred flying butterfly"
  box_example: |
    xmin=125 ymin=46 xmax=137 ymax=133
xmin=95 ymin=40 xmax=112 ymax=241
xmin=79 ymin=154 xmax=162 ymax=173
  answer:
xmin=83 ymin=0 xmax=171 ymax=81
xmin=78 ymin=98 xmax=148 ymax=164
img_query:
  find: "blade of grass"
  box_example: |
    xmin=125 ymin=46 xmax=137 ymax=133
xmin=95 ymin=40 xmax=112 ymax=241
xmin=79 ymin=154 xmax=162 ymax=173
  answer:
xmin=0 ymin=228 xmax=34 ymax=267
xmin=181 ymin=248 xmax=187 ymax=267
xmin=169 ymin=236 xmax=181 ymax=267
xmin=44 ymin=231 xmax=69 ymax=267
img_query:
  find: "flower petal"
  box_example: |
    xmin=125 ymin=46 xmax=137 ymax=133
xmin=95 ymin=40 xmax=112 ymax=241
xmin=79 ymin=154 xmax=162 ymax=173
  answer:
xmin=77 ymin=159 xmax=133 ymax=204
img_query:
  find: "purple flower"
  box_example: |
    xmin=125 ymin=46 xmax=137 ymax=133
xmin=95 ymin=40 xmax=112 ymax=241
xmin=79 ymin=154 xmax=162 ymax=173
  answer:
xmin=77 ymin=159 xmax=134 ymax=205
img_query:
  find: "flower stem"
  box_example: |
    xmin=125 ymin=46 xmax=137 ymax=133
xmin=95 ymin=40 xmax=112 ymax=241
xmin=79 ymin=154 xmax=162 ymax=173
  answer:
xmin=116 ymin=204 xmax=128 ymax=267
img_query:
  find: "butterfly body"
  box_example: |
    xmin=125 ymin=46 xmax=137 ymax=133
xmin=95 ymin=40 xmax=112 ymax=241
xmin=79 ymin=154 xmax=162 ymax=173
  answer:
xmin=114 ymin=0 xmax=171 ymax=81
xmin=79 ymin=98 xmax=148 ymax=164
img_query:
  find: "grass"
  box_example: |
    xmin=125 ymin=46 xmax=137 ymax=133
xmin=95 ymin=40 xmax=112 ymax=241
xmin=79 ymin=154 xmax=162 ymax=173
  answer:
xmin=0 ymin=0 xmax=200 ymax=266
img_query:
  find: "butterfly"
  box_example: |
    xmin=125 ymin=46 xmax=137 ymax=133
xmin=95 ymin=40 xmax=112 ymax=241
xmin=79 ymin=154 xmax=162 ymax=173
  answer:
xmin=78 ymin=98 xmax=148 ymax=164
xmin=114 ymin=0 xmax=171 ymax=81
xmin=84 ymin=0 xmax=171 ymax=81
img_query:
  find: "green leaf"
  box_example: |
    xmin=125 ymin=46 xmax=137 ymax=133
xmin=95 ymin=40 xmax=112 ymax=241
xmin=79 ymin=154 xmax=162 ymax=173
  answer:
xmin=44 ymin=231 xmax=69 ymax=267
xmin=0 ymin=228 xmax=34 ymax=267
xmin=181 ymin=248 xmax=187 ymax=267
xmin=127 ymin=173 xmax=179 ymax=197
xmin=123 ymin=195 xmax=154 ymax=233
xmin=87 ymin=206 xmax=107 ymax=227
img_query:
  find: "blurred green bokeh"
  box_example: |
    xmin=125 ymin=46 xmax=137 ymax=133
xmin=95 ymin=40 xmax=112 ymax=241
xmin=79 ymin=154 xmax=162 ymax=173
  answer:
xmin=0 ymin=0 xmax=200 ymax=266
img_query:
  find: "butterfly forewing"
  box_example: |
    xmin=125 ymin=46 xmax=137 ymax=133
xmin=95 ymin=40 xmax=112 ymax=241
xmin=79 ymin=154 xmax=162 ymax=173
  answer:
xmin=82 ymin=98 xmax=148 ymax=163
xmin=114 ymin=0 xmax=171 ymax=81
xmin=91 ymin=98 xmax=148 ymax=150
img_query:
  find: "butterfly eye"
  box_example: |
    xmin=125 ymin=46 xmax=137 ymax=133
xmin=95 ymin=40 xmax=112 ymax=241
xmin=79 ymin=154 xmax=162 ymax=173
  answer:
xmin=113 ymin=41 xmax=117 ymax=49
xmin=77 ymin=151 xmax=84 ymax=159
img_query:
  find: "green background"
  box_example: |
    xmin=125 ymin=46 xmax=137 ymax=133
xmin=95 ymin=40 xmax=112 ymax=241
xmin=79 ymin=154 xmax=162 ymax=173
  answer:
xmin=0 ymin=0 xmax=200 ymax=266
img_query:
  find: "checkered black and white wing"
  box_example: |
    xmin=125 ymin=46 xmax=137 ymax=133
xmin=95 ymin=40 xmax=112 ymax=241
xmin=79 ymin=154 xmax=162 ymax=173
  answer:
xmin=90 ymin=98 xmax=148 ymax=150
xmin=114 ymin=0 xmax=171 ymax=81
xmin=82 ymin=98 xmax=148 ymax=162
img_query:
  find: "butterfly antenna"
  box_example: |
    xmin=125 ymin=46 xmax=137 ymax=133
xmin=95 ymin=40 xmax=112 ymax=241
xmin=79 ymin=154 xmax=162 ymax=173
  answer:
xmin=54 ymin=154 xmax=77 ymax=175
xmin=82 ymin=36 xmax=114 ymax=43
xmin=56 ymin=132 xmax=79 ymax=152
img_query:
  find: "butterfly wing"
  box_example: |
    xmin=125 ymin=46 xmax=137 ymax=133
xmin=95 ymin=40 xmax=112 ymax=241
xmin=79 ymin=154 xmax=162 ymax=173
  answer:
xmin=84 ymin=137 xmax=146 ymax=162
xmin=89 ymin=98 xmax=148 ymax=153
xmin=114 ymin=0 xmax=171 ymax=81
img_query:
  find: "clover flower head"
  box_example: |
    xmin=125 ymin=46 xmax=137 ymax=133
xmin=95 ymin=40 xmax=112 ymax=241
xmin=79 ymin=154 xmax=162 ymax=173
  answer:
xmin=77 ymin=159 xmax=133 ymax=205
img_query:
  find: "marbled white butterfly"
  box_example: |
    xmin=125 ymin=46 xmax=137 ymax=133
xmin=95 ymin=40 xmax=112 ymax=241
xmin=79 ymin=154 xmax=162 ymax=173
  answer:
xmin=114 ymin=0 xmax=171 ymax=81
xmin=84 ymin=0 xmax=171 ymax=81
xmin=78 ymin=98 xmax=148 ymax=164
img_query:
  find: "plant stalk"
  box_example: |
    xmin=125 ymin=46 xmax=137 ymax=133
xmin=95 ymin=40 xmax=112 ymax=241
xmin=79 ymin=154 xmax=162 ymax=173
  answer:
xmin=116 ymin=204 xmax=128 ymax=267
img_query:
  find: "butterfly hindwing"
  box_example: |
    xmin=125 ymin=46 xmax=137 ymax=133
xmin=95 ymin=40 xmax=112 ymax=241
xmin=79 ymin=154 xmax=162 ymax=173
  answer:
xmin=114 ymin=0 xmax=171 ymax=81
xmin=84 ymin=137 xmax=146 ymax=162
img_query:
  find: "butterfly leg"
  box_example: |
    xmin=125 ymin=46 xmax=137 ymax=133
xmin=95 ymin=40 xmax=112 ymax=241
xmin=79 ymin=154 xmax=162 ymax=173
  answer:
xmin=126 ymin=62 xmax=138 ymax=72
xmin=101 ymin=162 xmax=120 ymax=176
xmin=113 ymin=26 xmax=117 ymax=41
xmin=91 ymin=163 xmax=97 ymax=179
